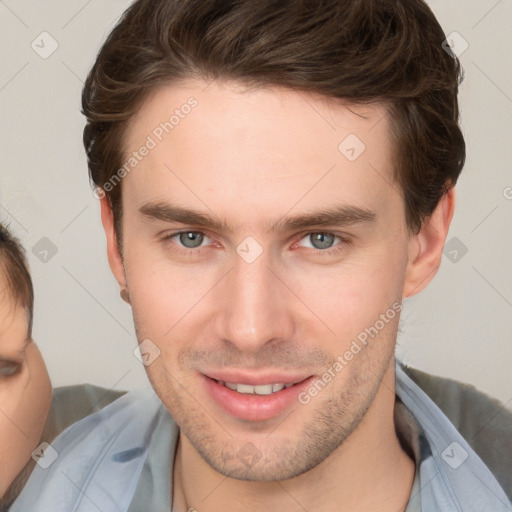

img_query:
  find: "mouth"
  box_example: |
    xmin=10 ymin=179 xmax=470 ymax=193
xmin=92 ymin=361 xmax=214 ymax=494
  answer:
xmin=215 ymin=380 xmax=297 ymax=395
xmin=201 ymin=373 xmax=315 ymax=422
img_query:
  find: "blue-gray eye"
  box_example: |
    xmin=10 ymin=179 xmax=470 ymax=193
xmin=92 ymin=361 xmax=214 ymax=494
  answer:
xmin=0 ymin=361 xmax=21 ymax=377
xmin=309 ymin=233 xmax=336 ymax=250
xmin=179 ymin=231 xmax=204 ymax=249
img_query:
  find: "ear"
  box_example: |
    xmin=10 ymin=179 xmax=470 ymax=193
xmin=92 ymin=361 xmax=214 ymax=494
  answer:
xmin=99 ymin=194 xmax=127 ymax=291
xmin=402 ymin=187 xmax=456 ymax=298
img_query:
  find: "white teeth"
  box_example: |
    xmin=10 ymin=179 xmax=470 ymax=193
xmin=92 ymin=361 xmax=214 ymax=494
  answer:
xmin=254 ymin=384 xmax=273 ymax=395
xmin=236 ymin=383 xmax=255 ymax=394
xmin=220 ymin=381 xmax=293 ymax=395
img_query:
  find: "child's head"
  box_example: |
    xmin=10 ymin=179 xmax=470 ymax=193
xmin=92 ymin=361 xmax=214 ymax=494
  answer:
xmin=0 ymin=223 xmax=51 ymax=500
xmin=0 ymin=223 xmax=34 ymax=337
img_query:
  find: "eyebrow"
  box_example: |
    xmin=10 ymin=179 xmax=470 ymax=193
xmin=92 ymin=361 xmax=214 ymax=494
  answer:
xmin=12 ymin=338 xmax=30 ymax=358
xmin=0 ymin=332 xmax=31 ymax=360
xmin=139 ymin=201 xmax=376 ymax=233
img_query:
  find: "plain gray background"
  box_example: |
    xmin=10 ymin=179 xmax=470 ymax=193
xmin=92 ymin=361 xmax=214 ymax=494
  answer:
xmin=1 ymin=0 xmax=511 ymax=406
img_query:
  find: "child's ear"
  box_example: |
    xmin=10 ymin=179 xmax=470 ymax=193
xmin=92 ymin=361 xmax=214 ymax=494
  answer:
xmin=402 ymin=187 xmax=456 ymax=298
xmin=99 ymin=193 xmax=127 ymax=290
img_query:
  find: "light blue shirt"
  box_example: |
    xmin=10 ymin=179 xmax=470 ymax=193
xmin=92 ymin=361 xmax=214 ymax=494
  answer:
xmin=11 ymin=361 xmax=512 ymax=511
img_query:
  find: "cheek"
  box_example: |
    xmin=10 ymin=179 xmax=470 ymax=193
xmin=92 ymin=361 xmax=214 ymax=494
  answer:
xmin=294 ymin=245 xmax=406 ymax=345
xmin=125 ymin=250 xmax=213 ymax=339
xmin=0 ymin=405 xmax=28 ymax=494
xmin=0 ymin=352 xmax=51 ymax=492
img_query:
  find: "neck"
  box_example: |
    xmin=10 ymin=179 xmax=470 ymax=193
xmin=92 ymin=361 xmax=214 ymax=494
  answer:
xmin=172 ymin=362 xmax=415 ymax=512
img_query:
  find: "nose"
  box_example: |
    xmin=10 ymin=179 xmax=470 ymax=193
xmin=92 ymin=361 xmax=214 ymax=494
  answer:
xmin=214 ymin=250 xmax=295 ymax=353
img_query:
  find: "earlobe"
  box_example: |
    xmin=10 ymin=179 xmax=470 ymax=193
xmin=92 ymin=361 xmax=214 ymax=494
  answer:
xmin=402 ymin=187 xmax=456 ymax=298
xmin=120 ymin=288 xmax=131 ymax=304
xmin=99 ymin=194 xmax=127 ymax=290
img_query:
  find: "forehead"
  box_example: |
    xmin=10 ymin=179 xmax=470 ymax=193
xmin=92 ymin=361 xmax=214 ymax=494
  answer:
xmin=121 ymin=79 xmax=398 ymax=224
xmin=0 ymin=283 xmax=28 ymax=348
xmin=125 ymin=78 xmax=391 ymax=157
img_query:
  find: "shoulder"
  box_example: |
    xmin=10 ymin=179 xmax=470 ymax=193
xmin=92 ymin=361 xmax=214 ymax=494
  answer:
xmin=43 ymin=383 xmax=127 ymax=443
xmin=402 ymin=364 xmax=512 ymax=502
xmin=11 ymin=387 xmax=172 ymax=512
xmin=2 ymin=384 xmax=128 ymax=509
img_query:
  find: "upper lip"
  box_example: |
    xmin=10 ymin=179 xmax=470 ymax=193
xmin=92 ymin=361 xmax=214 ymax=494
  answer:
xmin=202 ymin=370 xmax=313 ymax=386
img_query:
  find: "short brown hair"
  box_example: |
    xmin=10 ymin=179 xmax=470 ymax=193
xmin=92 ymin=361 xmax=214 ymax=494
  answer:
xmin=0 ymin=223 xmax=34 ymax=335
xmin=82 ymin=0 xmax=465 ymax=242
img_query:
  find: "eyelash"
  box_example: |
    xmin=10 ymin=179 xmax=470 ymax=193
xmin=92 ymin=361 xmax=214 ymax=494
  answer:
xmin=161 ymin=230 xmax=350 ymax=257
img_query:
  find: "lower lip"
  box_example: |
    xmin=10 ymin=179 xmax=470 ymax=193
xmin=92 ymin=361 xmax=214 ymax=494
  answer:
xmin=201 ymin=374 xmax=315 ymax=422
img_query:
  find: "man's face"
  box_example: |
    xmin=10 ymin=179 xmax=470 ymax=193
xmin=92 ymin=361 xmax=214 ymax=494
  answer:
xmin=112 ymin=80 xmax=416 ymax=480
xmin=0 ymin=286 xmax=51 ymax=496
